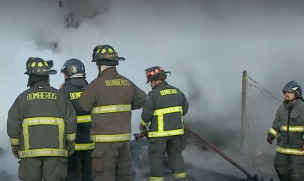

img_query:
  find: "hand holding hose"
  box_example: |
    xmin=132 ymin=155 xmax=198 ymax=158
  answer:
xmin=135 ymin=124 xmax=148 ymax=140
xmin=267 ymin=133 xmax=274 ymax=144
xmin=11 ymin=146 xmax=20 ymax=159
xmin=67 ymin=142 xmax=75 ymax=156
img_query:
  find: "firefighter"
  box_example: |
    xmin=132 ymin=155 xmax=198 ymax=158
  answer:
xmin=7 ymin=57 xmax=77 ymax=181
xmin=267 ymin=80 xmax=304 ymax=181
xmin=80 ymin=45 xmax=147 ymax=181
xmin=140 ymin=66 xmax=189 ymax=181
xmin=60 ymin=59 xmax=94 ymax=181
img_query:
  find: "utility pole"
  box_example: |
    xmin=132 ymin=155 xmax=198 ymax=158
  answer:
xmin=241 ymin=70 xmax=247 ymax=154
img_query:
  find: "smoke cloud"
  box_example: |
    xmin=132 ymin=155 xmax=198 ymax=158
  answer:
xmin=1 ymin=0 xmax=304 ymax=179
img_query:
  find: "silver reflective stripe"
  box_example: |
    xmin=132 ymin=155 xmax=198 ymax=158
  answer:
xmin=173 ymin=172 xmax=186 ymax=179
xmin=149 ymin=177 xmax=164 ymax=181
xmin=148 ymin=129 xmax=184 ymax=137
xmin=152 ymin=106 xmax=183 ymax=133
xmin=77 ymin=115 xmax=91 ymax=123
xmin=67 ymin=132 xmax=76 ymax=141
xmin=153 ymin=106 xmax=183 ymax=115
xmin=91 ymin=133 xmax=131 ymax=142
xmin=22 ymin=117 xmax=65 ymax=150
xmin=91 ymin=104 xmax=131 ymax=114
xmin=280 ymin=125 xmax=304 ymax=132
xmin=75 ymin=143 xmax=95 ymax=150
xmin=19 ymin=149 xmax=67 ymax=158
xmin=10 ymin=138 xmax=20 ymax=146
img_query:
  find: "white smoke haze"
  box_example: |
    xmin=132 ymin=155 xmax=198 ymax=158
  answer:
xmin=1 ymin=0 xmax=304 ymax=179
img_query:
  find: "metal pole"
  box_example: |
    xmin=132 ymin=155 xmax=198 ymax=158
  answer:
xmin=184 ymin=127 xmax=255 ymax=180
xmin=241 ymin=70 xmax=247 ymax=154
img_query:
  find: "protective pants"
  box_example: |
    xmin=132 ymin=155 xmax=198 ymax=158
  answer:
xmin=274 ymin=152 xmax=304 ymax=181
xmin=66 ymin=149 xmax=94 ymax=181
xmin=148 ymin=135 xmax=187 ymax=181
xmin=18 ymin=156 xmax=67 ymax=181
xmin=91 ymin=141 xmax=132 ymax=181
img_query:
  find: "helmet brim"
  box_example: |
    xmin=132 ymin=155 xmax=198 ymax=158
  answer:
xmin=92 ymin=57 xmax=125 ymax=62
xmin=49 ymin=70 xmax=57 ymax=75
xmin=24 ymin=69 xmax=57 ymax=75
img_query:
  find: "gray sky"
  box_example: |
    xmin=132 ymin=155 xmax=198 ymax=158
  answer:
xmin=1 ymin=0 xmax=304 ymax=176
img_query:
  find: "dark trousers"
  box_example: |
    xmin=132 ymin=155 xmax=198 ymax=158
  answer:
xmin=148 ymin=135 xmax=187 ymax=181
xmin=66 ymin=149 xmax=94 ymax=181
xmin=274 ymin=152 xmax=304 ymax=181
xmin=91 ymin=141 xmax=132 ymax=181
xmin=18 ymin=157 xmax=67 ymax=181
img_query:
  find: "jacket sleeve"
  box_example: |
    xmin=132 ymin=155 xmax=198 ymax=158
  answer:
xmin=181 ymin=92 xmax=189 ymax=115
xmin=80 ymin=82 xmax=97 ymax=112
xmin=269 ymin=106 xmax=281 ymax=138
xmin=7 ymin=95 xmax=25 ymax=146
xmin=131 ymin=83 xmax=147 ymax=110
xmin=62 ymin=96 xmax=77 ymax=142
xmin=140 ymin=91 xmax=154 ymax=127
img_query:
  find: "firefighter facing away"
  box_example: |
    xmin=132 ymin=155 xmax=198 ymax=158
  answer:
xmin=7 ymin=57 xmax=77 ymax=181
xmin=140 ymin=66 xmax=189 ymax=181
xmin=267 ymin=80 xmax=304 ymax=181
xmin=80 ymin=45 xmax=147 ymax=181
xmin=60 ymin=59 xmax=94 ymax=181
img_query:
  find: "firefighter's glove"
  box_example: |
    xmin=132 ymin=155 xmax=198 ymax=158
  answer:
xmin=67 ymin=142 xmax=75 ymax=156
xmin=11 ymin=146 xmax=20 ymax=159
xmin=267 ymin=133 xmax=275 ymax=144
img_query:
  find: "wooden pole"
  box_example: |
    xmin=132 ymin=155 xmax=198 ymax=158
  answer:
xmin=241 ymin=70 xmax=247 ymax=154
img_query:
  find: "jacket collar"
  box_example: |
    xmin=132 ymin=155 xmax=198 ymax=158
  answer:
xmin=65 ymin=78 xmax=88 ymax=88
xmin=30 ymin=81 xmax=50 ymax=89
xmin=98 ymin=67 xmax=118 ymax=77
xmin=284 ymin=99 xmax=302 ymax=109
xmin=153 ymin=81 xmax=168 ymax=89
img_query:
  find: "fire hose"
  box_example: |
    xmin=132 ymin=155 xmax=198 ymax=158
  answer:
xmin=184 ymin=127 xmax=262 ymax=181
xmin=135 ymin=127 xmax=273 ymax=181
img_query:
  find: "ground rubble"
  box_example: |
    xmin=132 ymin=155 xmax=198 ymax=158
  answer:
xmin=131 ymin=138 xmax=278 ymax=181
xmin=0 ymin=131 xmax=278 ymax=181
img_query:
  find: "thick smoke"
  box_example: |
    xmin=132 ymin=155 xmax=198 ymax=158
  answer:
xmin=1 ymin=0 xmax=304 ymax=179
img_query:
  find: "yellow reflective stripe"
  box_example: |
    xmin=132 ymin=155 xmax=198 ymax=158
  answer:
xmin=77 ymin=115 xmax=91 ymax=123
xmin=91 ymin=104 xmax=131 ymax=114
xmin=67 ymin=132 xmax=76 ymax=141
xmin=280 ymin=125 xmax=304 ymax=132
xmin=22 ymin=117 xmax=65 ymax=150
xmin=173 ymin=172 xmax=186 ymax=179
xmin=151 ymin=106 xmax=183 ymax=136
xmin=150 ymin=177 xmax=164 ymax=181
xmin=148 ymin=129 xmax=184 ymax=137
xmin=10 ymin=138 xmax=20 ymax=146
xmin=19 ymin=148 xmax=68 ymax=158
xmin=141 ymin=119 xmax=148 ymax=126
xmin=269 ymin=128 xmax=278 ymax=137
xmin=91 ymin=133 xmax=131 ymax=142
xmin=276 ymin=146 xmax=304 ymax=155
xmin=153 ymin=106 xmax=183 ymax=115
xmin=75 ymin=143 xmax=95 ymax=150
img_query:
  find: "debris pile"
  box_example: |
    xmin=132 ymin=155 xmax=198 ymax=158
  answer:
xmin=131 ymin=127 xmax=276 ymax=181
